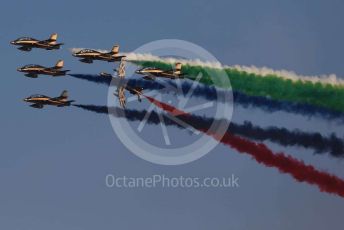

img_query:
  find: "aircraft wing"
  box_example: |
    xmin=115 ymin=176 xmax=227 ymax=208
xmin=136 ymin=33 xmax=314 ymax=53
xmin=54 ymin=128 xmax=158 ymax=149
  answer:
xmin=36 ymin=41 xmax=52 ymax=48
xmin=25 ymin=73 xmax=38 ymax=78
xmin=160 ymin=71 xmax=178 ymax=78
xmin=37 ymin=41 xmax=62 ymax=49
xmin=117 ymin=86 xmax=126 ymax=108
xmin=30 ymin=103 xmax=44 ymax=109
xmin=99 ymin=53 xmax=113 ymax=59
xmin=142 ymin=72 xmax=157 ymax=80
xmin=18 ymin=46 xmax=32 ymax=51
xmin=165 ymin=73 xmax=184 ymax=79
xmin=49 ymin=97 xmax=59 ymax=102
xmin=117 ymin=59 xmax=126 ymax=79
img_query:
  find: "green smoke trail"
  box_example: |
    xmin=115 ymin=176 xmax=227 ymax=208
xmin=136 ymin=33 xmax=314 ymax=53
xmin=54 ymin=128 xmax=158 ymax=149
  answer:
xmin=133 ymin=61 xmax=344 ymax=113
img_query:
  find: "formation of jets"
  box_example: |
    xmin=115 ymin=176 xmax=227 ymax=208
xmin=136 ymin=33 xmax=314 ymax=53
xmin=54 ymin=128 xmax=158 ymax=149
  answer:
xmin=11 ymin=33 xmax=185 ymax=109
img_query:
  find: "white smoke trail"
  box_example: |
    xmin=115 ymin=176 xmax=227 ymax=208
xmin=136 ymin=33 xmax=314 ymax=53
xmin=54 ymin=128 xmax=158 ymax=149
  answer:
xmin=69 ymin=48 xmax=223 ymax=68
xmin=226 ymin=65 xmax=344 ymax=86
xmin=124 ymin=52 xmax=223 ymax=69
xmin=70 ymin=48 xmax=344 ymax=86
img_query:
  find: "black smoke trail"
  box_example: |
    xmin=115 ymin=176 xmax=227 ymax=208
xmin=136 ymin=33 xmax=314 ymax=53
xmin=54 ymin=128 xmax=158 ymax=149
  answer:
xmin=73 ymin=104 xmax=344 ymax=158
xmin=69 ymin=74 xmax=344 ymax=121
xmin=68 ymin=74 xmax=112 ymax=85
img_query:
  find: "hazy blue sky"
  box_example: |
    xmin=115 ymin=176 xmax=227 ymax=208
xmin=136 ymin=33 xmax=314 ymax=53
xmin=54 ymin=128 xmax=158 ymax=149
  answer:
xmin=1 ymin=0 xmax=344 ymax=229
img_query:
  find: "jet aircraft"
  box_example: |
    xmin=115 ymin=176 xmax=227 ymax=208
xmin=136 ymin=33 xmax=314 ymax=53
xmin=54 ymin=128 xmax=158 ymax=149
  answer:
xmin=113 ymin=58 xmax=142 ymax=108
xmin=114 ymin=85 xmax=143 ymax=109
xmin=99 ymin=72 xmax=112 ymax=77
xmin=23 ymin=90 xmax=74 ymax=109
xmin=72 ymin=44 xmax=126 ymax=63
xmin=135 ymin=62 xmax=184 ymax=80
xmin=17 ymin=60 xmax=69 ymax=78
xmin=10 ymin=33 xmax=63 ymax=51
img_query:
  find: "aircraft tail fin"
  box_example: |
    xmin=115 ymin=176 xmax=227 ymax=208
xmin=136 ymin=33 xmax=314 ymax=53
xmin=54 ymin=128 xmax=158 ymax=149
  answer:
xmin=54 ymin=60 xmax=64 ymax=69
xmin=59 ymin=90 xmax=68 ymax=99
xmin=174 ymin=62 xmax=182 ymax=75
xmin=111 ymin=45 xmax=119 ymax=55
xmin=49 ymin=33 xmax=58 ymax=42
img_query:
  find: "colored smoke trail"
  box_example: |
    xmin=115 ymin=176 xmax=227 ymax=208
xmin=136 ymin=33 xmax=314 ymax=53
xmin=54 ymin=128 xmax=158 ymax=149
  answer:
xmin=230 ymin=122 xmax=344 ymax=158
xmin=136 ymin=61 xmax=344 ymax=113
xmin=74 ymin=103 xmax=344 ymax=158
xmin=144 ymin=96 xmax=344 ymax=198
xmin=125 ymin=53 xmax=344 ymax=86
xmin=70 ymin=49 xmax=344 ymax=86
xmin=69 ymin=74 xmax=344 ymax=121
xmin=70 ymin=49 xmax=344 ymax=112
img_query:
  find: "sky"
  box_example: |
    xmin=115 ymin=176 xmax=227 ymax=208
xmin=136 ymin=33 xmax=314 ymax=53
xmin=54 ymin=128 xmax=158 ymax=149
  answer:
xmin=0 ymin=0 xmax=344 ymax=229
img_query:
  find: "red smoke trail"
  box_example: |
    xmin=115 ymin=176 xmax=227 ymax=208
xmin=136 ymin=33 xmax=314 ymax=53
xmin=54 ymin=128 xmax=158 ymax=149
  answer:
xmin=144 ymin=95 xmax=344 ymax=198
xmin=145 ymin=96 xmax=188 ymax=116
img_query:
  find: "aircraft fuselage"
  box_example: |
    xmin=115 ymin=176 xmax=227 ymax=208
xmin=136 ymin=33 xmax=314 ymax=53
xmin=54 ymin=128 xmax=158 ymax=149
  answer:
xmin=17 ymin=66 xmax=69 ymax=78
xmin=11 ymin=39 xmax=63 ymax=51
xmin=136 ymin=68 xmax=183 ymax=80
xmin=23 ymin=96 xmax=73 ymax=108
xmin=73 ymin=51 xmax=125 ymax=63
